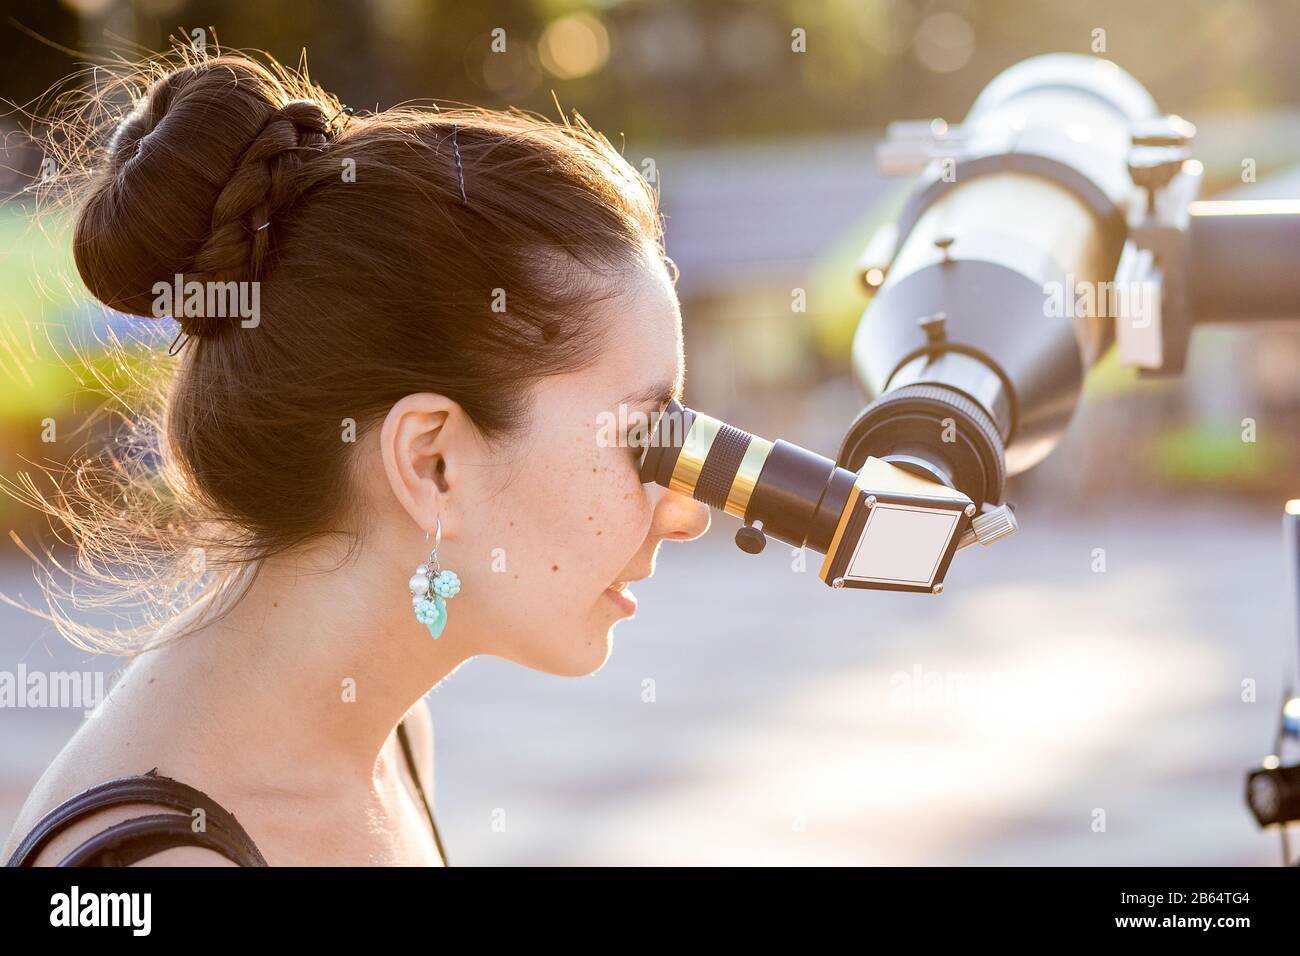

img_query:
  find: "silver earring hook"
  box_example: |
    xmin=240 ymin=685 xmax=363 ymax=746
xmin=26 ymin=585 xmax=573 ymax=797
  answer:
xmin=424 ymin=515 xmax=443 ymax=575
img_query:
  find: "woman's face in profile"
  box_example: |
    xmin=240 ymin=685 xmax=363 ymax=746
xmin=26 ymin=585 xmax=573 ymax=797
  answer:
xmin=452 ymin=246 xmax=710 ymax=676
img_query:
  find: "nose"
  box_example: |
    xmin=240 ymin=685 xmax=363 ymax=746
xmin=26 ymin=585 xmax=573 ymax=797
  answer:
xmin=649 ymin=485 xmax=711 ymax=543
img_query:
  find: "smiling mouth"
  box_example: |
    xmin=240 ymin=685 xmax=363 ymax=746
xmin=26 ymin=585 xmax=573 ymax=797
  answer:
xmin=604 ymin=579 xmax=640 ymax=616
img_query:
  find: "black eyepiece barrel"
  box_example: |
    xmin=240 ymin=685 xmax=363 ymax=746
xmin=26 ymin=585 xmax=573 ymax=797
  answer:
xmin=638 ymin=399 xmax=857 ymax=555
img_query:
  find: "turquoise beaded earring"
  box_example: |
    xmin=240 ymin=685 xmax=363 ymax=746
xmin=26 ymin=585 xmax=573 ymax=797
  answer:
xmin=408 ymin=517 xmax=460 ymax=640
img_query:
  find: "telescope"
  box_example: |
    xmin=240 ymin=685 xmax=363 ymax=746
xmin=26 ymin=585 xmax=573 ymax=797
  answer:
xmin=640 ymin=53 xmax=1300 ymax=597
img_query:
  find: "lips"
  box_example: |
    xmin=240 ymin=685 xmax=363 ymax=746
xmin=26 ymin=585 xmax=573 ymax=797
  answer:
xmin=604 ymin=577 xmax=643 ymax=617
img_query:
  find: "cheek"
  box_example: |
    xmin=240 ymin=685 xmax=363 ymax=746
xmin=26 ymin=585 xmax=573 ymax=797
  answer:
xmin=567 ymin=428 xmax=652 ymax=559
xmin=581 ymin=448 xmax=654 ymax=559
xmin=488 ymin=432 xmax=651 ymax=595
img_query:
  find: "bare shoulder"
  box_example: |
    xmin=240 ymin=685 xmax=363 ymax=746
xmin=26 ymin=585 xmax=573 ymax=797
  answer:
xmin=399 ymin=697 xmax=435 ymax=794
xmin=131 ymin=845 xmax=238 ymax=866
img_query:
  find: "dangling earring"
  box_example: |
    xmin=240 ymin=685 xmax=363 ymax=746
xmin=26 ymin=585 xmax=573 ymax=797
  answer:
xmin=408 ymin=516 xmax=460 ymax=640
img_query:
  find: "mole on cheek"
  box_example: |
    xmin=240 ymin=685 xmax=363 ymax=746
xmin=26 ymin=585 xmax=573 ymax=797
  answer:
xmin=551 ymin=564 xmax=559 ymax=572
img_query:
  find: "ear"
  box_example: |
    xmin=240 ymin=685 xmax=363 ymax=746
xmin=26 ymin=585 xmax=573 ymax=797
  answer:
xmin=379 ymin=393 xmax=462 ymax=536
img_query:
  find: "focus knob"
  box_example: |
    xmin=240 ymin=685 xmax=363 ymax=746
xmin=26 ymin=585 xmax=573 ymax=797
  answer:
xmin=735 ymin=523 xmax=767 ymax=555
xmin=971 ymin=503 xmax=1018 ymax=547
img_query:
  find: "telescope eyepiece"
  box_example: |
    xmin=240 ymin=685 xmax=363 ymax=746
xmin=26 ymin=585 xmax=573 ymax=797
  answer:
xmin=637 ymin=399 xmax=994 ymax=592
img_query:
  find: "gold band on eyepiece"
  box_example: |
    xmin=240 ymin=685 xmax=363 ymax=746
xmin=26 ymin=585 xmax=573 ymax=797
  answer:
xmin=724 ymin=437 xmax=772 ymax=518
xmin=668 ymin=413 xmax=722 ymax=498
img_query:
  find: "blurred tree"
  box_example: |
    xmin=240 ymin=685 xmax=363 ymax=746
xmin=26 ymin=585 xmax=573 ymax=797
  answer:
xmin=3 ymin=0 xmax=1299 ymax=147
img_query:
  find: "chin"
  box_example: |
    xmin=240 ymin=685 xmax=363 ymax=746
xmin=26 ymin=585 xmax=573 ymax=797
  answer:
xmin=498 ymin=623 xmax=614 ymax=678
xmin=559 ymin=626 xmax=615 ymax=677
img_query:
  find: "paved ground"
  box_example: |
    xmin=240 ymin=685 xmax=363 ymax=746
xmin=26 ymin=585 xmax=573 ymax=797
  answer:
xmin=0 ymin=499 xmax=1293 ymax=865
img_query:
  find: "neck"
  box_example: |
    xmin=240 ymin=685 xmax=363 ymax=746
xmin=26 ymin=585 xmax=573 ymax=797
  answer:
xmin=132 ymin=532 xmax=467 ymax=786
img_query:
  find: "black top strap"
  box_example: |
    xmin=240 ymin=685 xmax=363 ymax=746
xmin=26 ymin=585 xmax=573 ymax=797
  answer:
xmin=6 ymin=767 xmax=267 ymax=867
xmin=56 ymin=814 xmax=258 ymax=867
xmin=396 ymin=718 xmax=450 ymax=866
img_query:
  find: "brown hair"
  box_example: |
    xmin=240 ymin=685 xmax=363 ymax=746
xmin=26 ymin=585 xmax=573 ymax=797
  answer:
xmin=9 ymin=47 xmax=667 ymax=652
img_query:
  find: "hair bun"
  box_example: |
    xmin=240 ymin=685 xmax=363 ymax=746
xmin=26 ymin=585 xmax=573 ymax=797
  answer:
xmin=73 ymin=57 xmax=338 ymax=332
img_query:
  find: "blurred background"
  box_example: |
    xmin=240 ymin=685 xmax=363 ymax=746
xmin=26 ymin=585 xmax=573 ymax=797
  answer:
xmin=2 ymin=0 xmax=1299 ymax=864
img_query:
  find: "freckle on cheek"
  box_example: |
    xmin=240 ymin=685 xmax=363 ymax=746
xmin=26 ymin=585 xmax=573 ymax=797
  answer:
xmin=552 ymin=564 xmax=559 ymax=571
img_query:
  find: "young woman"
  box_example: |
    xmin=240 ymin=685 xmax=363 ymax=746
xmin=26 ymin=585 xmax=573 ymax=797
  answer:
xmin=2 ymin=50 xmax=709 ymax=866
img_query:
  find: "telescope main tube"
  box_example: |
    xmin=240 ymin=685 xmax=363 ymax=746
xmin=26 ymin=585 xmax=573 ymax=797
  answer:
xmin=843 ymin=54 xmax=1163 ymax=504
xmin=1187 ymin=200 xmax=1300 ymax=324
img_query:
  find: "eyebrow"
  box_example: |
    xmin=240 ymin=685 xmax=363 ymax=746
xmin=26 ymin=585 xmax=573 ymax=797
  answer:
xmin=620 ymin=378 xmax=683 ymax=409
